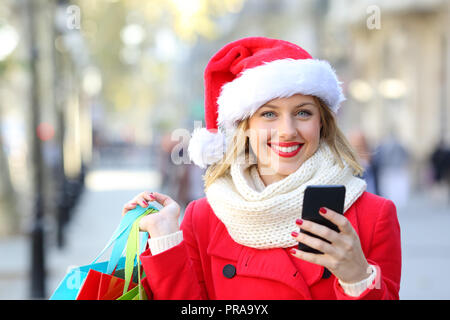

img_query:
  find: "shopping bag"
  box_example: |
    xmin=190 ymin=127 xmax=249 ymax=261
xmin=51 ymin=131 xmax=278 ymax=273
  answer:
xmin=114 ymin=265 xmax=153 ymax=300
xmin=75 ymin=206 xmax=155 ymax=300
xmin=50 ymin=257 xmax=126 ymax=300
xmin=115 ymin=215 xmax=149 ymax=300
xmin=98 ymin=271 xmax=134 ymax=300
xmin=76 ymin=268 xmax=138 ymax=300
xmin=117 ymin=283 xmax=148 ymax=300
xmin=122 ymin=213 xmax=146 ymax=296
xmin=77 ymin=257 xmax=144 ymax=300
xmin=76 ymin=242 xmax=144 ymax=300
xmin=50 ymin=203 xmax=159 ymax=300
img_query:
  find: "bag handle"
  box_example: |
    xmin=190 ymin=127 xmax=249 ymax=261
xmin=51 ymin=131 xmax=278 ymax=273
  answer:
xmin=91 ymin=203 xmax=159 ymax=274
xmin=122 ymin=210 xmax=156 ymax=296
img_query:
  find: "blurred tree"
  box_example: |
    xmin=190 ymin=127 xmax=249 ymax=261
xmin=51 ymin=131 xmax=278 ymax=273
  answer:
xmin=0 ymin=23 xmax=19 ymax=236
xmin=75 ymin=0 xmax=245 ymax=135
xmin=0 ymin=120 xmax=19 ymax=235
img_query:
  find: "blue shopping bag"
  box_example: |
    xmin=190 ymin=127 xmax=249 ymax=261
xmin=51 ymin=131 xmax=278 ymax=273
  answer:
xmin=49 ymin=203 xmax=159 ymax=300
xmin=49 ymin=257 xmax=126 ymax=300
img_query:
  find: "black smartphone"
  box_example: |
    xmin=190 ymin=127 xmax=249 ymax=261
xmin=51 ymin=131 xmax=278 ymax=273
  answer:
xmin=298 ymin=185 xmax=346 ymax=254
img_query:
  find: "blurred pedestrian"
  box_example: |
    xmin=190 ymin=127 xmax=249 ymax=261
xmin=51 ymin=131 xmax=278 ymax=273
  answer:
xmin=157 ymin=134 xmax=205 ymax=211
xmin=348 ymin=129 xmax=380 ymax=195
xmin=176 ymin=156 xmax=206 ymax=213
xmin=430 ymin=140 xmax=450 ymax=204
xmin=372 ymin=132 xmax=410 ymax=208
xmin=122 ymin=37 xmax=401 ymax=300
xmin=158 ymin=133 xmax=180 ymax=196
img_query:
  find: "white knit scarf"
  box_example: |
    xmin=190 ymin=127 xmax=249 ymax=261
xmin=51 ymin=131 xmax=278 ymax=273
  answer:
xmin=205 ymin=141 xmax=367 ymax=249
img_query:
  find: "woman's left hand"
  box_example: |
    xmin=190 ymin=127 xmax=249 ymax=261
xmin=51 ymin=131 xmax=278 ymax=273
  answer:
xmin=290 ymin=207 xmax=371 ymax=283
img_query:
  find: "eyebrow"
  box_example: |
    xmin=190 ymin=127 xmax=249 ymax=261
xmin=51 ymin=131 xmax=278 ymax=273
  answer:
xmin=261 ymin=102 xmax=316 ymax=109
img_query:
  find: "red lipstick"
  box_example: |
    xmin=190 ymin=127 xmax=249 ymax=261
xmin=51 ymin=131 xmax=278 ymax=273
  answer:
xmin=268 ymin=142 xmax=303 ymax=158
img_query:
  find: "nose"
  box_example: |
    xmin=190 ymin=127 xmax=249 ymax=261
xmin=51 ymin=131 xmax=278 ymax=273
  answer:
xmin=277 ymin=115 xmax=298 ymax=140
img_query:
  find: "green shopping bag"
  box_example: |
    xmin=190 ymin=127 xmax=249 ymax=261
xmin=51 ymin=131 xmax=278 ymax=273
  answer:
xmin=117 ymin=283 xmax=147 ymax=300
xmin=116 ymin=212 xmax=150 ymax=300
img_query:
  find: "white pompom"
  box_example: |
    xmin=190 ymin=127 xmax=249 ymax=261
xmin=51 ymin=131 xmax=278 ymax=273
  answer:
xmin=188 ymin=127 xmax=226 ymax=169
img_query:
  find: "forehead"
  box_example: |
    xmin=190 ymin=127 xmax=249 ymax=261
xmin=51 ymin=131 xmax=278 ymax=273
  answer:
xmin=261 ymin=94 xmax=317 ymax=109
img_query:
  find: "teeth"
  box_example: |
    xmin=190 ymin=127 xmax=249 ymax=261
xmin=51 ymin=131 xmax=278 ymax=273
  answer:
xmin=270 ymin=144 xmax=301 ymax=153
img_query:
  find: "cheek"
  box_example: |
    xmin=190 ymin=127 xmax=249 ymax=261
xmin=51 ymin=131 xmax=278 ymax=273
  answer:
xmin=301 ymin=120 xmax=321 ymax=142
xmin=248 ymin=131 xmax=270 ymax=157
xmin=248 ymin=122 xmax=272 ymax=147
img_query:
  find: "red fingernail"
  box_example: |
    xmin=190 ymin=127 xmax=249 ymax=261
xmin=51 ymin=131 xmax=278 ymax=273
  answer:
xmin=319 ymin=207 xmax=327 ymax=214
xmin=289 ymin=249 xmax=296 ymax=255
xmin=291 ymin=231 xmax=299 ymax=237
xmin=296 ymin=219 xmax=303 ymax=225
xmin=142 ymin=201 xmax=148 ymax=207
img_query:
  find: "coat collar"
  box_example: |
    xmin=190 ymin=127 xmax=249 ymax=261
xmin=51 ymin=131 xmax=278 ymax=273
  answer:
xmin=206 ymin=200 xmax=360 ymax=299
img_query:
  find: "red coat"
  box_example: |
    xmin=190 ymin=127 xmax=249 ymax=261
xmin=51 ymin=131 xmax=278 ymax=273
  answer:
xmin=140 ymin=191 xmax=401 ymax=300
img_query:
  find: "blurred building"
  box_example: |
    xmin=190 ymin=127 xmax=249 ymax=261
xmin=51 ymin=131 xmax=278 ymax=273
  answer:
xmin=326 ymin=0 xmax=450 ymax=190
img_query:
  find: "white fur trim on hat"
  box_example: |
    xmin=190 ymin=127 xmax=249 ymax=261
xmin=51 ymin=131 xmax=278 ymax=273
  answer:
xmin=217 ymin=58 xmax=346 ymax=130
xmin=188 ymin=127 xmax=226 ymax=168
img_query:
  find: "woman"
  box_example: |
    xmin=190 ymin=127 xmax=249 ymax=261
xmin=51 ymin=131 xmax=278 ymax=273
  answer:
xmin=122 ymin=37 xmax=401 ymax=300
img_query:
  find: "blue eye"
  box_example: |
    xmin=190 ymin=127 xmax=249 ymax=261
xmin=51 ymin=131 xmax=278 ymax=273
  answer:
xmin=261 ymin=110 xmax=312 ymax=119
xmin=297 ymin=110 xmax=312 ymax=117
xmin=261 ymin=111 xmax=276 ymax=118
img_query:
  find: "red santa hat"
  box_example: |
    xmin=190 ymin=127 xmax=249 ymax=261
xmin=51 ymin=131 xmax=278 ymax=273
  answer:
xmin=188 ymin=37 xmax=345 ymax=168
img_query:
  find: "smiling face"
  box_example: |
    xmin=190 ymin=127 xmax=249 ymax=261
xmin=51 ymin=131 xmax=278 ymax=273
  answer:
xmin=247 ymin=94 xmax=322 ymax=185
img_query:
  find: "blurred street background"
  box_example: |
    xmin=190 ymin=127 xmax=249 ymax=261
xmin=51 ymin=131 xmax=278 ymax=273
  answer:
xmin=0 ymin=0 xmax=449 ymax=300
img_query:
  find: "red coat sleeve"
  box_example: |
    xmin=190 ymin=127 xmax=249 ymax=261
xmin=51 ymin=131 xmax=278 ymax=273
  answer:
xmin=139 ymin=200 xmax=208 ymax=299
xmin=334 ymin=199 xmax=402 ymax=300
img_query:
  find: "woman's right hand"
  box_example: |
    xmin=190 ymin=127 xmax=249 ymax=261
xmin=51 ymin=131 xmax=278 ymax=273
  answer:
xmin=121 ymin=191 xmax=181 ymax=238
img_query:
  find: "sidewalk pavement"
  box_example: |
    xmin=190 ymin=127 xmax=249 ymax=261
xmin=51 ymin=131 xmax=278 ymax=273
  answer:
xmin=396 ymin=190 xmax=450 ymax=299
xmin=0 ymin=166 xmax=162 ymax=300
xmin=0 ymin=166 xmax=449 ymax=299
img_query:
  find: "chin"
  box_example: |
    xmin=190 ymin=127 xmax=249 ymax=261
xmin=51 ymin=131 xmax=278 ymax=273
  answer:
xmin=265 ymin=159 xmax=301 ymax=176
xmin=276 ymin=164 xmax=302 ymax=176
xmin=262 ymin=154 xmax=303 ymax=176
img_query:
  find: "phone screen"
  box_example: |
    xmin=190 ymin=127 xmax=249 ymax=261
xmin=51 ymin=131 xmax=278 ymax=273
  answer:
xmin=298 ymin=185 xmax=346 ymax=254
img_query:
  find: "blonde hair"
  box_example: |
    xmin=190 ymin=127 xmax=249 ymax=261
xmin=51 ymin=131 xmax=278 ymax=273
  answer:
xmin=203 ymin=97 xmax=364 ymax=190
